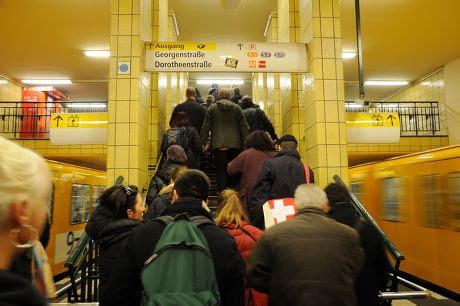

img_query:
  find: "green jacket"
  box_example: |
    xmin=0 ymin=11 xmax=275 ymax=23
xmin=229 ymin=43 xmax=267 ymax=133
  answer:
xmin=201 ymin=99 xmax=249 ymax=151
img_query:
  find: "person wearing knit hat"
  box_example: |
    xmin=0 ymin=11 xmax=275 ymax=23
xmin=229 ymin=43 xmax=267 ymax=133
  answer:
xmin=167 ymin=145 xmax=188 ymax=163
xmin=157 ymin=145 xmax=188 ymax=187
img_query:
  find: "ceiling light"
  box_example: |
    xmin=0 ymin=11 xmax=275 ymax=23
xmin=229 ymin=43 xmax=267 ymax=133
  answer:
xmin=346 ymin=104 xmax=363 ymax=108
xmin=22 ymin=79 xmax=72 ymax=85
xmin=342 ymin=52 xmax=356 ymax=59
xmin=196 ymin=79 xmax=244 ymax=85
xmin=364 ymin=81 xmax=409 ymax=86
xmin=0 ymin=80 xmax=7 ymax=84
xmin=67 ymin=103 xmax=107 ymax=108
xmin=83 ymin=50 xmax=110 ymax=57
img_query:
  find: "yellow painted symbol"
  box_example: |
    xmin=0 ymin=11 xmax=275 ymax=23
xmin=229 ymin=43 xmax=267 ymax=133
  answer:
xmin=346 ymin=113 xmax=400 ymax=128
xmin=51 ymin=113 xmax=108 ymax=129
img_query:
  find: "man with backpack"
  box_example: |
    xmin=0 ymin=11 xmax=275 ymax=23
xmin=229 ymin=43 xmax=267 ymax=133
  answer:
xmin=170 ymin=87 xmax=208 ymax=134
xmin=103 ymin=170 xmax=245 ymax=306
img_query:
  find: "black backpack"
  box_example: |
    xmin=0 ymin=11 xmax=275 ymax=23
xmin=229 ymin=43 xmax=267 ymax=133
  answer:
xmin=164 ymin=127 xmax=189 ymax=153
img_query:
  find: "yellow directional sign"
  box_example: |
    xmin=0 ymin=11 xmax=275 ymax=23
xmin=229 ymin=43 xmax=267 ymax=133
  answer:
xmin=146 ymin=42 xmax=216 ymax=51
xmin=346 ymin=113 xmax=400 ymax=128
xmin=51 ymin=113 xmax=108 ymax=129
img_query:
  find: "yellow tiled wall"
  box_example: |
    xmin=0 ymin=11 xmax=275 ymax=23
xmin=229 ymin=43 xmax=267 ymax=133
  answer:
xmin=264 ymin=13 xmax=282 ymax=137
xmin=300 ymin=0 xmax=349 ymax=186
xmin=0 ymin=78 xmax=21 ymax=101
xmin=107 ymin=0 xmax=153 ymax=189
xmin=13 ymin=140 xmax=107 ymax=156
xmin=348 ymin=136 xmax=449 ymax=154
xmin=384 ymin=69 xmax=448 ymax=136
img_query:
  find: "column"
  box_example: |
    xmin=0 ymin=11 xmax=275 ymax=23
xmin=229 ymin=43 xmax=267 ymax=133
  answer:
xmin=107 ymin=0 xmax=151 ymax=190
xmin=301 ymin=0 xmax=348 ymax=185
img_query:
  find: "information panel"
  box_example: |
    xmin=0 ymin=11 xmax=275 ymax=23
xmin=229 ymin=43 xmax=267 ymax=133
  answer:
xmin=346 ymin=113 xmax=400 ymax=143
xmin=50 ymin=113 xmax=107 ymax=145
xmin=145 ymin=42 xmax=308 ymax=72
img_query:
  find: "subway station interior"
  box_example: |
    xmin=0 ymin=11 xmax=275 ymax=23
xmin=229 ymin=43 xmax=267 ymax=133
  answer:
xmin=0 ymin=0 xmax=459 ymax=305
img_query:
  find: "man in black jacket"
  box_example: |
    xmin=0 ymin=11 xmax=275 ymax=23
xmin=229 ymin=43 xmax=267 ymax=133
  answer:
xmin=169 ymin=87 xmax=207 ymax=134
xmin=241 ymin=95 xmax=278 ymax=141
xmin=250 ymin=134 xmax=314 ymax=229
xmin=103 ymin=170 xmax=245 ymax=306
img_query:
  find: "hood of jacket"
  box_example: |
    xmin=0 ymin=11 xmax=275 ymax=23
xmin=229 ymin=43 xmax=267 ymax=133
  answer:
xmin=274 ymin=149 xmax=301 ymax=160
xmin=328 ymin=204 xmax=359 ymax=228
xmin=216 ymin=99 xmax=238 ymax=112
xmin=163 ymin=197 xmax=214 ymax=221
xmin=85 ymin=206 xmax=141 ymax=247
xmin=0 ymin=270 xmax=44 ymax=306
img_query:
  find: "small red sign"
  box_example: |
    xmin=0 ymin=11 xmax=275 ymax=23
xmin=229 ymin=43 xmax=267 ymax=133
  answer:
xmin=258 ymin=60 xmax=266 ymax=68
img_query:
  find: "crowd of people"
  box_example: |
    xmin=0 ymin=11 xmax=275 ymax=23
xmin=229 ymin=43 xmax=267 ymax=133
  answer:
xmin=0 ymin=85 xmax=390 ymax=306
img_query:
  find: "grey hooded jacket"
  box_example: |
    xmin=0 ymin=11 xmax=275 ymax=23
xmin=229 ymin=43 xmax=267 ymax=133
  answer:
xmin=201 ymin=99 xmax=249 ymax=151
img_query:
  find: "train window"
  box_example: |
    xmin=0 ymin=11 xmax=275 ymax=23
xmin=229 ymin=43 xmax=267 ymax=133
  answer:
xmin=420 ymin=175 xmax=444 ymax=228
xmin=350 ymin=182 xmax=365 ymax=205
xmin=381 ymin=177 xmax=402 ymax=221
xmin=70 ymin=184 xmax=91 ymax=224
xmin=447 ymin=173 xmax=460 ymax=231
xmin=92 ymin=185 xmax=106 ymax=210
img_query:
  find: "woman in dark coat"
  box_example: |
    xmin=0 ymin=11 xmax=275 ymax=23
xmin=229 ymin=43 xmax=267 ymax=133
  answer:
xmin=325 ymin=183 xmax=391 ymax=306
xmin=227 ymin=131 xmax=276 ymax=220
xmin=85 ymin=185 xmax=144 ymax=300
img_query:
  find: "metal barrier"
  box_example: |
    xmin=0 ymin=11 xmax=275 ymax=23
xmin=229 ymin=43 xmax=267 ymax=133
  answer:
xmin=345 ymin=101 xmax=443 ymax=136
xmin=333 ymin=175 xmax=431 ymax=301
xmin=62 ymin=232 xmax=99 ymax=303
xmin=0 ymin=101 xmax=107 ymax=140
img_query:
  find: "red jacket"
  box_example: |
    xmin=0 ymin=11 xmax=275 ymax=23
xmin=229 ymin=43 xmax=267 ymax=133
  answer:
xmin=223 ymin=222 xmax=268 ymax=306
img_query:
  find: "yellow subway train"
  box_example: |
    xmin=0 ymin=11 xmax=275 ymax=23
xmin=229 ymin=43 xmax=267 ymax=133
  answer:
xmin=45 ymin=160 xmax=106 ymax=277
xmin=349 ymin=145 xmax=460 ymax=294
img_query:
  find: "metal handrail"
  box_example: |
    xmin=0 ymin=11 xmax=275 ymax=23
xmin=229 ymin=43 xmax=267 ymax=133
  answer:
xmin=333 ymin=175 xmax=404 ymax=292
xmin=379 ymin=275 xmax=431 ymax=300
xmin=333 ymin=175 xmax=404 ymax=261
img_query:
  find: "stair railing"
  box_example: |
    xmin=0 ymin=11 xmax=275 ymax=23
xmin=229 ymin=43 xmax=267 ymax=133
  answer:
xmin=332 ymin=175 xmax=430 ymax=301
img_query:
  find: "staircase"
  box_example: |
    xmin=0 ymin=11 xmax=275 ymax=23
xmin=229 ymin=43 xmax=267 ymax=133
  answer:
xmin=201 ymin=153 xmax=219 ymax=215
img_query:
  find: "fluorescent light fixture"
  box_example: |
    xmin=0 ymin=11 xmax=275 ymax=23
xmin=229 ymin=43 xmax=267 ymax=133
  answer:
xmin=22 ymin=79 xmax=72 ymax=85
xmin=346 ymin=104 xmax=363 ymax=108
xmin=364 ymin=80 xmax=409 ymax=86
xmin=0 ymin=80 xmax=7 ymax=84
xmin=83 ymin=50 xmax=110 ymax=57
xmin=342 ymin=52 xmax=356 ymax=59
xmin=220 ymin=55 xmax=234 ymax=59
xmin=67 ymin=103 xmax=107 ymax=108
xmin=196 ymin=79 xmax=244 ymax=85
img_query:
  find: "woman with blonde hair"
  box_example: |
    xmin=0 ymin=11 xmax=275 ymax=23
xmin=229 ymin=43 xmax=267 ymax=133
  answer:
xmin=0 ymin=136 xmax=52 ymax=305
xmin=215 ymin=189 xmax=268 ymax=306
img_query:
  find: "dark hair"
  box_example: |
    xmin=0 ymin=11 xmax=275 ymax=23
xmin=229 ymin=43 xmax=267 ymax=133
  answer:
xmin=324 ymin=183 xmax=352 ymax=207
xmin=171 ymin=165 xmax=187 ymax=181
xmin=324 ymin=183 xmax=359 ymax=227
xmin=171 ymin=111 xmax=191 ymax=127
xmin=98 ymin=185 xmax=139 ymax=219
xmin=244 ymin=130 xmax=275 ymax=151
xmin=173 ymin=169 xmax=210 ymax=201
xmin=232 ymin=87 xmax=241 ymax=95
xmin=279 ymin=140 xmax=298 ymax=150
xmin=240 ymin=95 xmax=254 ymax=109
